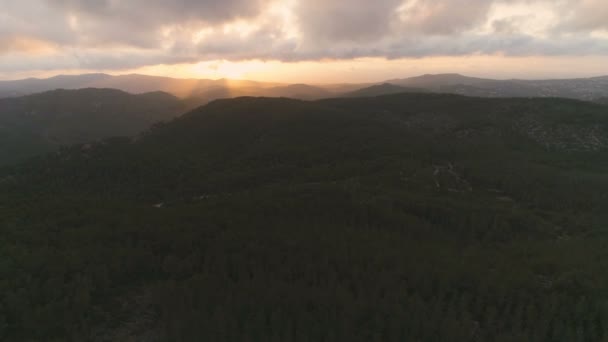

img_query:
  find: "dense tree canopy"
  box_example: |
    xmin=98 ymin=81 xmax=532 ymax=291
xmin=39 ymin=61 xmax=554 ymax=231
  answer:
xmin=1 ymin=94 xmax=607 ymax=341
xmin=0 ymin=88 xmax=185 ymax=166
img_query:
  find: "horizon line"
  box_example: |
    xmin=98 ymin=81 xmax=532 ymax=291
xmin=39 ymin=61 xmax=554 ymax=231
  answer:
xmin=2 ymin=71 xmax=608 ymax=85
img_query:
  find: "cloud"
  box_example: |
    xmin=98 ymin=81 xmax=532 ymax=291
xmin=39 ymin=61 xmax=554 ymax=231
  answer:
xmin=398 ymin=0 xmax=493 ymax=35
xmin=294 ymin=0 xmax=403 ymax=43
xmin=0 ymin=36 xmax=57 ymax=54
xmin=0 ymin=0 xmax=272 ymax=49
xmin=0 ymin=0 xmax=607 ymax=74
xmin=557 ymin=0 xmax=608 ymax=32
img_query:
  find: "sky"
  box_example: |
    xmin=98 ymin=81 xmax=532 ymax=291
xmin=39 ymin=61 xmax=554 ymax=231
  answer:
xmin=1 ymin=0 xmax=608 ymax=82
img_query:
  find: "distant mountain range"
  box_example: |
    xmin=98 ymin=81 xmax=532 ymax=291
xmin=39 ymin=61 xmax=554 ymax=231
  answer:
xmin=193 ymin=83 xmax=333 ymax=101
xmin=0 ymin=84 xmax=337 ymax=166
xmin=343 ymin=83 xmax=429 ymax=97
xmin=389 ymin=73 xmax=608 ymax=100
xmin=0 ymin=73 xmax=281 ymax=99
xmin=0 ymin=88 xmax=185 ymax=166
xmin=2 ymin=72 xmax=607 ymax=166
xmin=2 ymin=73 xmax=607 ymax=166
xmin=3 ymin=73 xmax=608 ymax=102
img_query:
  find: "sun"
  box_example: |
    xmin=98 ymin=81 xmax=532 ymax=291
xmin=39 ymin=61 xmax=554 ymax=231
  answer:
xmin=189 ymin=60 xmax=276 ymax=80
xmin=128 ymin=60 xmax=276 ymax=80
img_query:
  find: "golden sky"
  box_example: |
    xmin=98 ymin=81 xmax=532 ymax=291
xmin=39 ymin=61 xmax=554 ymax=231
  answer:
xmin=1 ymin=0 xmax=607 ymax=81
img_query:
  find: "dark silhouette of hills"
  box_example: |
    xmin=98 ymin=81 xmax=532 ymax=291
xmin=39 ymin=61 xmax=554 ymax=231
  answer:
xmin=192 ymin=83 xmax=333 ymax=101
xmin=265 ymin=83 xmax=334 ymax=100
xmin=0 ymin=88 xmax=185 ymax=165
xmin=387 ymin=73 xmax=608 ymax=100
xmin=4 ymin=74 xmax=604 ymax=168
xmin=388 ymin=73 xmax=493 ymax=87
xmin=2 ymin=93 xmax=608 ymax=340
xmin=0 ymin=74 xmax=335 ymax=106
xmin=343 ymin=83 xmax=429 ymax=97
xmin=3 ymin=72 xmax=608 ymax=102
xmin=0 ymin=73 xmax=111 ymax=98
xmin=0 ymin=73 xmax=281 ymax=98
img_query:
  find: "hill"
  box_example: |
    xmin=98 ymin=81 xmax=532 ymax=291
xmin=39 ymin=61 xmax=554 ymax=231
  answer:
xmin=2 ymin=94 xmax=608 ymax=341
xmin=0 ymin=74 xmax=333 ymax=103
xmin=596 ymin=97 xmax=608 ymax=105
xmin=4 ymin=73 xmax=608 ymax=102
xmin=344 ymin=83 xmax=428 ymax=97
xmin=0 ymin=74 xmax=111 ymax=98
xmin=264 ymin=84 xmax=333 ymax=100
xmin=389 ymin=73 xmax=608 ymax=100
xmin=0 ymin=88 xmax=185 ymax=166
xmin=0 ymin=73 xmax=282 ymax=99
xmin=388 ymin=73 xmax=494 ymax=88
xmin=192 ymin=83 xmax=333 ymax=102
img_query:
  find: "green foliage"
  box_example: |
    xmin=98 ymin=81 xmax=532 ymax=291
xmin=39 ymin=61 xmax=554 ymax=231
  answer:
xmin=0 ymin=88 xmax=185 ymax=166
xmin=1 ymin=94 xmax=608 ymax=341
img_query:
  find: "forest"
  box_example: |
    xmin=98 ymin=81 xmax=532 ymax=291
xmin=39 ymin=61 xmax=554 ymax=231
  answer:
xmin=1 ymin=93 xmax=608 ymax=341
xmin=0 ymin=88 xmax=186 ymax=166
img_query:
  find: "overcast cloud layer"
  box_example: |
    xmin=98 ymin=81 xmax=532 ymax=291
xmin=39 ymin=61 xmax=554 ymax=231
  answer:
xmin=1 ymin=0 xmax=607 ymax=73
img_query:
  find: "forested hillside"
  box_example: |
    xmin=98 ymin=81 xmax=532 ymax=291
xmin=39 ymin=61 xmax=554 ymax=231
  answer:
xmin=389 ymin=74 xmax=608 ymax=100
xmin=0 ymin=88 xmax=185 ymax=166
xmin=1 ymin=94 xmax=608 ymax=341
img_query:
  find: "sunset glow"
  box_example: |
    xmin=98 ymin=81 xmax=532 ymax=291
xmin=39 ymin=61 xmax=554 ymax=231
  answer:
xmin=1 ymin=0 xmax=607 ymax=81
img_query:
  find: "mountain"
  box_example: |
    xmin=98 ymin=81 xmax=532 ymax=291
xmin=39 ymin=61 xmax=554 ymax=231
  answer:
xmin=2 ymin=93 xmax=608 ymax=341
xmin=0 ymin=73 xmax=111 ymax=98
xmin=319 ymin=82 xmax=374 ymax=94
xmin=344 ymin=83 xmax=429 ymax=97
xmin=389 ymin=73 xmax=494 ymax=88
xmin=263 ymin=83 xmax=333 ymax=100
xmin=0 ymin=74 xmax=331 ymax=102
xmin=3 ymin=73 xmax=608 ymax=102
xmin=181 ymin=83 xmax=333 ymax=108
xmin=0 ymin=88 xmax=185 ymax=166
xmin=518 ymin=77 xmax=608 ymax=100
xmin=388 ymin=73 xmax=608 ymax=100
xmin=595 ymin=97 xmax=608 ymax=105
xmin=389 ymin=74 xmax=547 ymax=97
xmin=0 ymin=73 xmax=282 ymax=99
